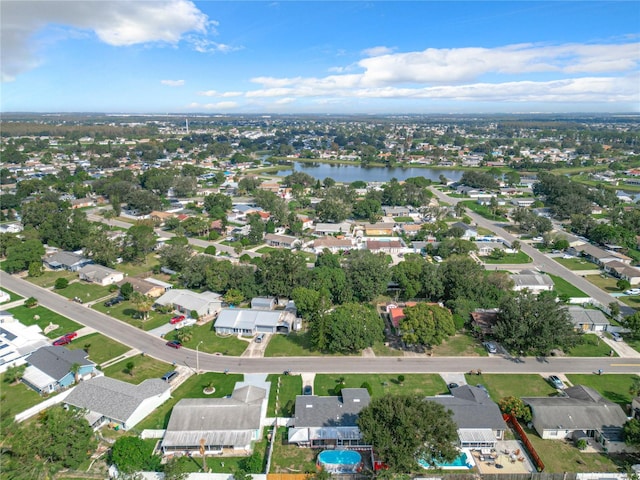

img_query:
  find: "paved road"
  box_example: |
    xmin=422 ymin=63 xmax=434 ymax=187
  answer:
xmin=2 ymin=271 xmax=639 ymax=374
xmin=430 ymin=188 xmax=630 ymax=313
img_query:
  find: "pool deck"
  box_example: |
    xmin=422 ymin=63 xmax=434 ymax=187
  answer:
xmin=472 ymin=441 xmax=535 ymax=474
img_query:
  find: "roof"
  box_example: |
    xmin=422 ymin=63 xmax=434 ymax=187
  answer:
xmin=118 ymin=277 xmax=163 ymax=295
xmin=366 ymin=240 xmax=403 ymax=250
xmin=251 ymin=297 xmax=275 ymax=309
xmin=313 ymin=237 xmax=352 ymax=248
xmin=65 ymin=376 xmax=169 ymax=424
xmin=428 ymin=385 xmax=507 ymax=431
xmin=26 ymin=346 xmax=94 ymax=381
xmin=264 ymin=233 xmax=298 ymax=244
xmin=388 ymin=307 xmax=405 ymax=328
xmin=567 ymin=307 xmax=610 ymax=327
xmin=522 ymin=385 xmax=628 ymax=431
xmin=44 ymin=251 xmax=89 ymax=268
xmin=292 ymin=388 xmax=370 ymax=428
xmin=451 ymin=222 xmax=476 ymax=232
xmin=156 ymin=289 xmax=222 ymax=311
xmin=215 ymin=308 xmax=291 ymax=330
xmin=314 ymin=222 xmax=352 ymax=233
xmin=78 ymin=264 xmax=121 ymax=281
xmin=510 ymin=270 xmax=554 ymax=289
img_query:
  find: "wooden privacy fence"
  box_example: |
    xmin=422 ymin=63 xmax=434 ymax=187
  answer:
xmin=504 ymin=413 xmax=545 ymax=472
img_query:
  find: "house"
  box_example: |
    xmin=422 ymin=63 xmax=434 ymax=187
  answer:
xmin=288 ymin=388 xmax=371 ymax=448
xmin=450 ymin=222 xmax=477 ymax=240
xmin=363 ymin=222 xmax=395 ymax=236
xmin=251 ymin=297 xmax=276 ymax=310
xmin=567 ymin=306 xmax=610 ymax=332
xmin=118 ymin=277 xmax=166 ymax=298
xmin=523 ymin=385 xmax=629 ymax=452
xmin=428 ymin=385 xmax=508 ymax=448
xmin=214 ymin=308 xmax=294 ymax=335
xmin=312 ymin=236 xmax=353 ymax=254
xmin=603 ymin=260 xmax=640 ymax=286
xmin=43 ymin=251 xmax=93 ymax=271
xmin=0 ymin=316 xmax=50 ymax=373
xmin=21 ymin=346 xmax=97 ymax=395
xmin=78 ymin=264 xmax=124 ymax=286
xmin=64 ymin=376 xmax=170 ymax=430
xmin=568 ymin=244 xmax=631 ymax=267
xmin=296 ymin=214 xmax=314 ymax=230
xmin=510 ymin=270 xmax=554 ymax=293
xmin=264 ymin=233 xmax=300 ymax=249
xmin=475 ymin=241 xmax=507 ymax=257
xmin=161 ymin=384 xmax=267 ymax=455
xmin=511 ymin=198 xmax=536 ymax=207
xmin=470 ymin=308 xmax=499 ymax=336
xmin=382 ymin=206 xmax=411 ymax=217
xmin=314 ymin=222 xmax=352 ymax=236
xmin=154 ymin=289 xmax=223 ymax=320
xmin=365 ymin=240 xmax=403 ymax=254
xmin=401 ymin=224 xmax=422 ymax=237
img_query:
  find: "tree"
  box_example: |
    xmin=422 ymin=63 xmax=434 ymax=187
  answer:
xmin=24 ymin=296 xmax=38 ymax=308
xmin=120 ymin=282 xmax=134 ymax=300
xmin=159 ymin=243 xmax=193 ymax=272
xmin=493 ymin=290 xmax=578 ymax=355
xmin=258 ymin=250 xmax=309 ymax=298
xmin=609 ymin=301 xmax=621 ymax=318
xmin=54 ymin=278 xmax=69 ymax=289
xmin=130 ymin=292 xmax=153 ymax=320
xmin=28 ymin=261 xmax=44 ymax=277
xmin=357 ymin=395 xmax=458 ymax=472
xmin=224 ymin=288 xmax=245 ymax=306
xmin=4 ymin=364 xmax=26 ymax=384
xmin=4 ymin=238 xmax=45 ymax=273
xmin=163 ymin=457 xmax=190 ymax=480
xmin=624 ymin=312 xmax=640 ymax=340
xmin=311 ymin=303 xmax=384 ymax=354
xmin=498 ymin=396 xmax=532 ymax=422
xmin=617 ymin=279 xmax=631 ymax=292
xmin=126 ymin=361 xmax=135 ymax=376
xmin=624 ymin=418 xmax=640 ymax=446
xmin=400 ymin=303 xmax=456 ymax=347
xmin=246 ymin=213 xmax=265 ymax=245
xmin=110 ymin=436 xmax=161 ymax=474
xmin=344 ymin=250 xmax=391 ymax=302
xmin=291 ymin=286 xmax=330 ymax=322
xmin=122 ymin=224 xmax=157 ymax=262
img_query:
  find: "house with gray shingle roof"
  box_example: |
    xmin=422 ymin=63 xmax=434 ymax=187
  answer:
xmin=43 ymin=251 xmax=93 ymax=271
xmin=567 ymin=306 xmax=610 ymax=332
xmin=428 ymin=385 xmax=507 ymax=448
xmin=161 ymin=384 xmax=267 ymax=455
xmin=78 ymin=264 xmax=124 ymax=286
xmin=64 ymin=376 xmax=170 ymax=430
xmin=22 ymin=346 xmax=96 ymax=394
xmin=510 ymin=269 xmax=554 ymax=293
xmin=288 ymin=388 xmax=371 ymax=448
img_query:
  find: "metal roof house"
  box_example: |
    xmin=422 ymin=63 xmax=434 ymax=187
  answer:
xmin=288 ymin=388 xmax=371 ymax=448
xmin=22 ymin=346 xmax=97 ymax=395
xmin=161 ymin=384 xmax=267 ymax=455
xmin=65 ymin=376 xmax=170 ymax=430
xmin=214 ymin=308 xmax=295 ymax=335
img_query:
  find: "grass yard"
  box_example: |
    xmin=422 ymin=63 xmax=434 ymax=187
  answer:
xmin=567 ymin=333 xmax=618 ymax=357
xmin=393 ymin=216 xmax=415 ymax=223
xmin=464 ymin=374 xmax=557 ymax=402
xmin=618 ymin=295 xmax=640 ymax=309
xmin=92 ymin=300 xmax=173 ymax=331
xmin=370 ymin=341 xmax=403 ymax=356
xmin=555 ymin=257 xmax=600 ymax=271
xmin=585 ymin=274 xmax=622 ymax=293
xmin=265 ymin=331 xmax=323 ymax=357
xmin=270 ymin=426 xmax=316 ymax=473
xmin=430 ymin=333 xmax=488 ymax=356
xmin=26 ymin=269 xmax=76 ymax=288
xmin=103 ymin=354 xmax=171 ymax=385
xmin=483 ymin=251 xmax=532 ymax=264
xmin=0 ymin=287 xmax=22 ymax=303
xmin=297 ymin=251 xmax=317 ymax=263
xmin=54 ymin=281 xmax=114 ymax=302
xmin=116 ymin=254 xmax=160 ymax=277
xmin=266 ymin=373 xmax=303 ymax=417
xmin=256 ymin=246 xmax=277 ymax=254
xmin=134 ymin=372 xmax=243 ymax=431
xmin=565 ymin=373 xmax=640 ymax=407
xmin=0 ymin=373 xmax=48 ymax=420
xmin=67 ymin=332 xmax=131 ymax=365
xmin=314 ymin=373 xmax=447 ymax=398
xmin=164 ymin=324 xmax=248 ymax=356
xmin=460 ymin=201 xmax=507 ymax=221
xmin=548 ymin=274 xmax=588 ymax=298
xmin=8 ymin=305 xmax=81 ymax=338
xmin=476 ymin=226 xmax=494 ymax=236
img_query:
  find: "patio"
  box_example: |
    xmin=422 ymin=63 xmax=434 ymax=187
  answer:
xmin=473 ymin=440 xmax=535 ymax=474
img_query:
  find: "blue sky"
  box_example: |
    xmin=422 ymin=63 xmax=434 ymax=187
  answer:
xmin=2 ymin=1 xmax=639 ymax=114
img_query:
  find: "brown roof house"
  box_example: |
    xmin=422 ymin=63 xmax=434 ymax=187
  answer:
xmin=118 ymin=277 xmax=165 ymax=298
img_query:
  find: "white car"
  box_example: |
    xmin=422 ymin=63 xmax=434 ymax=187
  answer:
xmin=174 ymin=318 xmax=197 ymax=329
xmin=625 ymin=289 xmax=640 ymax=296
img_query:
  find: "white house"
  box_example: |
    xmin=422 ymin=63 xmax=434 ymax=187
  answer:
xmin=214 ymin=308 xmax=295 ymax=335
xmin=510 ymin=270 xmax=554 ymax=293
xmin=0 ymin=316 xmax=50 ymax=373
xmin=154 ymin=289 xmax=223 ymax=320
xmin=78 ymin=264 xmax=124 ymax=286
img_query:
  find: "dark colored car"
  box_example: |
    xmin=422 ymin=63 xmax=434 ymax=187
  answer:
xmin=166 ymin=340 xmax=182 ymax=349
xmin=303 ymin=385 xmax=312 ymax=395
xmin=162 ymin=371 xmax=179 ymax=382
xmin=447 ymin=382 xmax=459 ymax=391
xmin=170 ymin=315 xmax=186 ymax=325
xmin=104 ymin=296 xmax=124 ymax=307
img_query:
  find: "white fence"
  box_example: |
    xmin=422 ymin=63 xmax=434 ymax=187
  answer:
xmin=14 ymin=387 xmax=73 ymax=423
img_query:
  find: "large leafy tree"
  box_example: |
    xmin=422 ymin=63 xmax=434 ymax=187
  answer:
xmin=82 ymin=226 xmax=120 ymax=267
xmin=624 ymin=418 xmax=640 ymax=446
xmin=311 ymin=303 xmax=384 ymax=353
xmin=4 ymin=238 xmax=45 ymax=273
xmin=493 ymin=290 xmax=578 ymax=355
xmin=122 ymin=223 xmax=157 ymax=262
xmin=400 ymin=303 xmax=456 ymax=346
xmin=258 ymin=250 xmax=309 ymax=298
xmin=204 ymin=192 xmax=232 ymax=219
xmin=344 ymin=250 xmax=391 ymax=302
xmin=357 ymin=395 xmax=458 ymax=472
xmin=110 ymin=436 xmax=161 ymax=474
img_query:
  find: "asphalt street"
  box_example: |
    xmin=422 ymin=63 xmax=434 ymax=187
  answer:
xmin=2 ymin=271 xmax=639 ymax=375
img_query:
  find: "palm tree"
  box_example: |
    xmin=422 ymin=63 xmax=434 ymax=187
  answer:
xmin=70 ymin=362 xmax=81 ymax=383
xmin=131 ymin=292 xmax=153 ymax=321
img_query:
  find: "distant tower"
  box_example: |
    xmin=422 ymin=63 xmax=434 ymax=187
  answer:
xmin=185 ymin=118 xmax=189 ymax=134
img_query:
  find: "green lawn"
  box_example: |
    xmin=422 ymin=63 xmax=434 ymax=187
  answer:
xmin=297 ymin=251 xmax=317 ymax=263
xmin=67 ymin=332 xmax=131 ymax=365
xmin=134 ymin=371 xmax=243 ymax=431
xmin=26 ymin=270 xmax=76 ymax=288
xmin=483 ymin=251 xmax=532 ymax=264
xmin=0 ymin=287 xmax=22 ymax=303
xmin=567 ymin=333 xmax=618 ymax=357
xmin=8 ymin=305 xmax=82 ymax=338
xmin=103 ymin=354 xmax=172 ymax=385
xmin=565 ymin=373 xmax=640 ymax=407
xmin=116 ymin=254 xmax=160 ymax=276
xmin=547 ymin=274 xmax=588 ymax=298
xmin=430 ymin=333 xmax=488 ymax=356
xmin=270 ymin=426 xmax=316 ymax=473
xmin=0 ymin=373 xmax=48 ymax=421
xmin=464 ymin=374 xmax=557 ymax=402
xmin=265 ymin=331 xmax=322 ymax=357
xmin=164 ymin=323 xmax=248 ymax=356
xmin=54 ymin=281 xmax=113 ymax=302
xmin=370 ymin=341 xmax=403 ymax=356
xmin=584 ymin=274 xmax=622 ymax=293
xmin=92 ymin=300 xmax=173 ymax=331
xmin=460 ymin=200 xmax=507 ymax=221
xmin=618 ymin=295 xmax=640 ymax=309
xmin=266 ymin=373 xmax=303 ymax=416
xmin=314 ymin=374 xmax=447 ymax=398
xmin=555 ymin=257 xmax=599 ymax=271
xmin=393 ymin=216 xmax=414 ymax=223
xmin=256 ymin=246 xmax=277 ymax=254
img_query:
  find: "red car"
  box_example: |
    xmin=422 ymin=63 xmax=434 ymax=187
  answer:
xmin=170 ymin=315 xmax=186 ymax=325
xmin=166 ymin=340 xmax=182 ymax=349
xmin=53 ymin=336 xmax=72 ymax=346
xmin=63 ymin=332 xmax=78 ymax=341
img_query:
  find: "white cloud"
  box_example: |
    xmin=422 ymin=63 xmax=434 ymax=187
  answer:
xmin=161 ymin=79 xmax=185 ymax=87
xmin=190 ymin=38 xmax=242 ymax=54
xmin=187 ymin=101 xmax=239 ymax=110
xmin=274 ymin=97 xmax=296 ymax=105
xmin=361 ymin=46 xmax=394 ymax=57
xmin=1 ymin=0 xmax=209 ymax=81
xmin=197 ymin=90 xmax=243 ymax=97
xmin=197 ymin=90 xmax=219 ymax=97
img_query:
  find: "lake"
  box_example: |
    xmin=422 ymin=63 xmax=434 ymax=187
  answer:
xmin=274 ymin=161 xmax=464 ymax=184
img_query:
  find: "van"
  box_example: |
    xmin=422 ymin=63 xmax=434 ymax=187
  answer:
xmin=610 ymin=332 xmax=623 ymax=342
xmin=162 ymin=371 xmax=178 ymax=382
xmin=255 ymin=333 xmax=265 ymax=343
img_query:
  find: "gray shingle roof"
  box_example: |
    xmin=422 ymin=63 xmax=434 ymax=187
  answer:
xmin=27 ymin=346 xmax=94 ymax=381
xmin=428 ymin=385 xmax=507 ymax=431
xmin=65 ymin=376 xmax=169 ymax=423
xmin=292 ymin=388 xmax=370 ymax=428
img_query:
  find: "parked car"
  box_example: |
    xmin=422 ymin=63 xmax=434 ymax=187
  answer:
xmin=104 ymin=296 xmax=124 ymax=307
xmin=63 ymin=332 xmax=78 ymax=341
xmin=548 ymin=375 xmax=564 ymax=389
xmin=447 ymin=382 xmax=459 ymax=391
xmin=170 ymin=315 xmax=186 ymax=325
xmin=610 ymin=331 xmax=623 ymax=342
xmin=255 ymin=333 xmax=265 ymax=343
xmin=53 ymin=336 xmax=73 ymax=346
xmin=166 ymin=340 xmax=182 ymax=349
xmin=483 ymin=341 xmax=498 ymax=354
xmin=174 ymin=318 xmax=197 ymax=330
xmin=625 ymin=289 xmax=640 ymax=296
xmin=161 ymin=371 xmax=179 ymax=382
xmin=303 ymin=385 xmax=312 ymax=395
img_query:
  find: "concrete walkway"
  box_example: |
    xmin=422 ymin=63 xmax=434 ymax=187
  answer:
xmin=599 ymin=332 xmax=640 ymax=358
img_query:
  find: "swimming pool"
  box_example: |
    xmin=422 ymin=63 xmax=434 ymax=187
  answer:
xmin=419 ymin=452 xmax=473 ymax=469
xmin=317 ymin=450 xmax=362 ymax=473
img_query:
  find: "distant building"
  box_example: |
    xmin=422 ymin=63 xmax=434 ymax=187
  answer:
xmin=154 ymin=289 xmax=223 ymax=320
xmin=43 ymin=251 xmax=92 ymax=272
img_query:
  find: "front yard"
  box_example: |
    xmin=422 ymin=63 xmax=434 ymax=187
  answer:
xmin=555 ymin=257 xmax=599 ymax=271
xmin=567 ymin=333 xmax=618 ymax=357
xmin=54 ymin=281 xmax=114 ymax=303
xmin=26 ymin=270 xmax=76 ymax=288
xmin=92 ymin=300 xmax=173 ymax=331
xmin=483 ymin=251 xmax=532 ymax=264
xmin=66 ymin=332 xmax=131 ymax=365
xmin=314 ymin=373 xmax=447 ymax=398
xmin=265 ymin=331 xmax=324 ymax=357
xmin=102 ymin=354 xmax=171 ymax=385
xmin=164 ymin=323 xmax=248 ymax=356
xmin=464 ymin=374 xmax=557 ymax=401
xmin=548 ymin=274 xmax=588 ymax=298
xmin=585 ymin=274 xmax=623 ymax=293
xmin=565 ymin=373 xmax=640 ymax=407
xmin=266 ymin=373 xmax=303 ymax=417
xmin=429 ymin=333 xmax=488 ymax=356
xmin=0 ymin=287 xmax=22 ymax=303
xmin=8 ymin=305 xmax=82 ymax=338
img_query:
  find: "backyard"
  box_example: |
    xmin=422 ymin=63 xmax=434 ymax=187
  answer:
xmin=314 ymin=373 xmax=447 ymax=398
xmin=0 ymin=372 xmax=50 ymax=422
xmin=8 ymin=305 xmax=82 ymax=338
xmin=67 ymin=332 xmax=131 ymax=365
xmin=270 ymin=426 xmax=316 ymax=473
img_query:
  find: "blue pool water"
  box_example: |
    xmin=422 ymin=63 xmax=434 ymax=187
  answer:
xmin=318 ymin=450 xmax=362 ymax=472
xmin=419 ymin=452 xmax=472 ymax=469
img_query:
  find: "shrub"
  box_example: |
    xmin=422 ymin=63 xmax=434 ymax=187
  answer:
xmin=54 ymin=278 xmax=69 ymax=289
xmin=576 ymin=438 xmax=587 ymax=450
xmin=398 ymin=375 xmax=405 ymax=384
xmin=360 ymin=381 xmax=372 ymax=395
xmin=24 ymin=297 xmax=38 ymax=308
xmin=205 ymin=246 xmax=217 ymax=255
